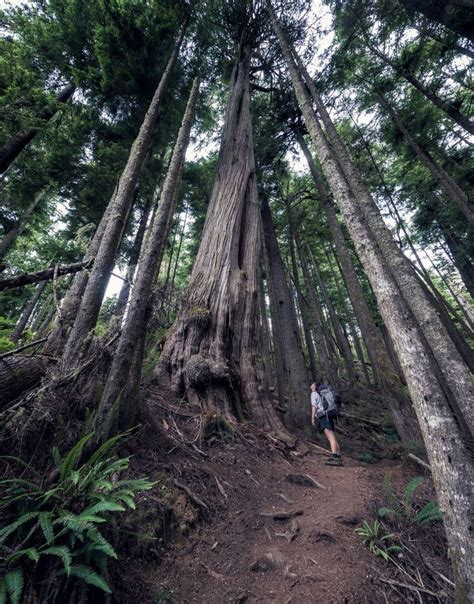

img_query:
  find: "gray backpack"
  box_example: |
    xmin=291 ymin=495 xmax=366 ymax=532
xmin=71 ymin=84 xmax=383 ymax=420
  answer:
xmin=317 ymin=386 xmax=339 ymax=418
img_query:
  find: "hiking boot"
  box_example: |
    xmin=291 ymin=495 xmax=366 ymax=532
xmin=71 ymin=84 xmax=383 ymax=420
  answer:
xmin=325 ymin=456 xmax=343 ymax=466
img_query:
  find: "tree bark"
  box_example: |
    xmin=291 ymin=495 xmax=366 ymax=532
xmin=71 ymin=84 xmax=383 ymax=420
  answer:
xmin=0 ymin=355 xmax=52 ymax=409
xmin=0 ymin=84 xmax=76 ymax=175
xmin=113 ymin=195 xmax=154 ymax=322
xmin=94 ymin=77 xmax=199 ymax=441
xmin=261 ymin=196 xmax=309 ymax=426
xmin=10 ymin=281 xmax=47 ymax=343
xmin=61 ymin=19 xmax=189 ymax=370
xmin=378 ymin=93 xmax=474 ymax=225
xmin=0 ymin=261 xmax=89 ymax=291
xmin=285 ymin=203 xmax=318 ymax=379
xmin=153 ymin=41 xmax=291 ymax=444
xmin=399 ymin=0 xmax=474 ymax=43
xmin=367 ymin=41 xmax=474 ymax=133
xmin=269 ymin=5 xmax=473 ymax=596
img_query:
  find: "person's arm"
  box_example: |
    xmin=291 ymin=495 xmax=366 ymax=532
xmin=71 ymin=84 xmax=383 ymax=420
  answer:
xmin=311 ymin=404 xmax=316 ymax=426
xmin=311 ymin=392 xmax=317 ymax=426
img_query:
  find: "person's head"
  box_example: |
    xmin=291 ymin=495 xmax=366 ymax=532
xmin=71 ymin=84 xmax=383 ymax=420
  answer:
xmin=310 ymin=382 xmax=317 ymax=391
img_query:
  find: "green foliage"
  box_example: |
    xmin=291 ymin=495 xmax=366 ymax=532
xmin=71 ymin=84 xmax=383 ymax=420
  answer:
xmin=0 ymin=432 xmax=154 ymax=601
xmin=358 ymin=452 xmax=377 ymax=464
xmin=355 ymin=520 xmax=402 ymax=561
xmin=378 ymin=474 xmax=442 ymax=525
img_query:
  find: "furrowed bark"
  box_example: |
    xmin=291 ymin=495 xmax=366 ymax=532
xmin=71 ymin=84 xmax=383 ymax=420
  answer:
xmin=0 ymin=84 xmax=76 ymax=175
xmin=261 ymin=196 xmax=309 ymax=426
xmin=154 ymin=41 xmax=291 ymax=444
xmin=269 ymin=4 xmax=473 ymax=595
xmin=61 ymin=18 xmax=189 ymax=370
xmin=94 ymin=77 xmax=200 ymax=442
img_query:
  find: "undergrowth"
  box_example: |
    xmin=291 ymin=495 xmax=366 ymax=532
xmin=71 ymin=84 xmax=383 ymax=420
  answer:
xmin=0 ymin=431 xmax=154 ymax=603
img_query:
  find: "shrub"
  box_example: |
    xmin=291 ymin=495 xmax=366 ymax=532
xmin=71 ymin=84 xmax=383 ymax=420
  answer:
xmin=378 ymin=475 xmax=442 ymax=525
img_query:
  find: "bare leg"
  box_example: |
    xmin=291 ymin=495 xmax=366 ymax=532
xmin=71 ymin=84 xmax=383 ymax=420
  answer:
xmin=324 ymin=428 xmax=340 ymax=455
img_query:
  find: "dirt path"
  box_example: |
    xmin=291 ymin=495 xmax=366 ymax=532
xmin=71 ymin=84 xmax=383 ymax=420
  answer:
xmin=146 ymin=445 xmax=387 ymax=603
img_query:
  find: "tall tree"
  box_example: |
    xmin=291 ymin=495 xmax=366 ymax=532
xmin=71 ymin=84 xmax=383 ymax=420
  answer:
xmin=269 ymin=4 xmax=473 ymax=596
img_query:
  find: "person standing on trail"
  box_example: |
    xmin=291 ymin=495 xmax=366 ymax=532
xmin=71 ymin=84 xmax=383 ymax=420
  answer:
xmin=310 ymin=382 xmax=343 ymax=466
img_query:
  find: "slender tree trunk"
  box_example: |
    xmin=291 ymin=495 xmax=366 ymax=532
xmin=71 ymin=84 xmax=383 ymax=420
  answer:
xmin=61 ymin=19 xmax=189 ymax=370
xmin=0 ymin=84 xmax=76 ymax=175
xmin=10 ymin=281 xmax=47 ymax=343
xmin=269 ymin=7 xmax=473 ymax=596
xmin=367 ymin=41 xmax=474 ymax=133
xmin=399 ymin=0 xmax=474 ymax=43
xmin=261 ymin=196 xmax=309 ymax=426
xmin=113 ymin=195 xmax=154 ymax=322
xmin=305 ymin=242 xmax=357 ymax=385
xmin=327 ymin=249 xmax=371 ymax=385
xmin=94 ymin=77 xmax=199 ymax=441
xmin=298 ymin=244 xmax=337 ymax=384
xmin=285 ymin=203 xmax=318 ymax=379
xmin=378 ymin=93 xmax=474 ymax=224
xmin=153 ymin=42 xmax=290 ymax=444
xmin=437 ymin=219 xmax=474 ymax=299
xmin=292 ymin=33 xmax=474 ymax=436
xmin=0 ymin=190 xmax=48 ymax=263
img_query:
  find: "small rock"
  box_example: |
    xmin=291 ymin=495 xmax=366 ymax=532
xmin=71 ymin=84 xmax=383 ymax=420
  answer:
xmin=249 ymin=551 xmax=286 ymax=572
xmin=335 ymin=515 xmax=361 ymax=526
xmin=285 ymin=473 xmax=319 ymax=488
xmin=307 ymin=528 xmax=338 ymax=544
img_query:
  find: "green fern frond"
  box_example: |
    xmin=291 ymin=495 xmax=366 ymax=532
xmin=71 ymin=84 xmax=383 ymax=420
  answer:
xmin=7 ymin=547 xmax=40 ymax=564
xmin=5 ymin=568 xmax=23 ymax=604
xmin=403 ymin=476 xmax=424 ymax=510
xmin=413 ymin=501 xmax=442 ymax=525
xmin=0 ymin=512 xmax=39 ymax=545
xmin=68 ymin=564 xmax=112 ymax=593
xmin=59 ymin=433 xmax=93 ymax=482
xmin=42 ymin=546 xmax=72 ymax=575
xmin=39 ymin=512 xmax=54 ymax=545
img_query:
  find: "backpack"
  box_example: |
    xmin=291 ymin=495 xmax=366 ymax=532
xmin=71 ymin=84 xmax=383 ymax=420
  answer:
xmin=317 ymin=385 xmax=340 ymax=419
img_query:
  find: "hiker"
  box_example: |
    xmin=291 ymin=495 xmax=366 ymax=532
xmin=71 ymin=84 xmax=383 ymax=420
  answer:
xmin=310 ymin=382 xmax=343 ymax=466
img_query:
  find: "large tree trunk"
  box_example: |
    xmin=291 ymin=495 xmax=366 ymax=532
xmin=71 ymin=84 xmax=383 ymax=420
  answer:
xmin=367 ymin=41 xmax=474 ymax=134
xmin=0 ymin=190 xmax=48 ymax=263
xmin=399 ymin=0 xmax=474 ymax=43
xmin=10 ymin=281 xmax=47 ymax=343
xmin=0 ymin=84 xmax=76 ymax=175
xmin=297 ymin=134 xmax=419 ymax=440
xmin=269 ymin=5 xmax=473 ymax=596
xmin=0 ymin=355 xmax=52 ymax=409
xmin=153 ymin=42 xmax=290 ymax=444
xmin=378 ymin=93 xmax=474 ymax=225
xmin=292 ymin=36 xmax=474 ymax=437
xmin=94 ymin=77 xmax=199 ymax=442
xmin=61 ymin=19 xmax=189 ymax=370
xmin=261 ymin=196 xmax=309 ymax=426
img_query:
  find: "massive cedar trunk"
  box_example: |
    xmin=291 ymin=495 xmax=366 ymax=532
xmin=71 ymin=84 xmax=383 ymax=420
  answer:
xmin=0 ymin=84 xmax=76 ymax=175
xmin=261 ymin=196 xmax=309 ymax=426
xmin=10 ymin=281 xmax=47 ymax=343
xmin=366 ymin=41 xmax=474 ymax=134
xmin=154 ymin=42 xmax=290 ymax=444
xmin=399 ymin=0 xmax=474 ymax=43
xmin=94 ymin=78 xmax=200 ymax=441
xmin=297 ymin=134 xmax=419 ymax=440
xmin=378 ymin=93 xmax=474 ymax=225
xmin=270 ymin=5 xmax=474 ymax=596
xmin=293 ymin=37 xmax=474 ymax=436
xmin=61 ymin=19 xmax=189 ymax=369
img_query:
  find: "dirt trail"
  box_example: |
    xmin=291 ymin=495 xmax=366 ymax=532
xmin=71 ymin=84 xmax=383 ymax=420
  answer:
xmin=146 ymin=444 xmax=389 ymax=603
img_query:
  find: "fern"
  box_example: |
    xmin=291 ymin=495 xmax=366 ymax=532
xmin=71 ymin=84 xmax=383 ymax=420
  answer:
xmin=39 ymin=512 xmax=54 ymax=545
xmin=5 ymin=569 xmax=23 ymax=604
xmin=403 ymin=476 xmax=424 ymax=511
xmin=68 ymin=564 xmax=112 ymax=593
xmin=42 ymin=546 xmax=72 ymax=575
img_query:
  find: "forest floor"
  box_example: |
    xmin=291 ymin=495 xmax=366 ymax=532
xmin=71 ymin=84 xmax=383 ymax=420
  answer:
xmin=114 ymin=389 xmax=451 ymax=604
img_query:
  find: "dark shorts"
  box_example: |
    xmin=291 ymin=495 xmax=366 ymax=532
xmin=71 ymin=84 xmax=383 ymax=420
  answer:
xmin=318 ymin=414 xmax=336 ymax=432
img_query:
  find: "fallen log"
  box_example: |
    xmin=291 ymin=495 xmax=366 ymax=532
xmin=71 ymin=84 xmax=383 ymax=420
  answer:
xmin=0 ymin=354 xmax=52 ymax=408
xmin=0 ymin=338 xmax=47 ymax=360
xmin=407 ymin=452 xmax=431 ymax=472
xmin=259 ymin=509 xmax=303 ymax=520
xmin=0 ymin=260 xmax=90 ymax=291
